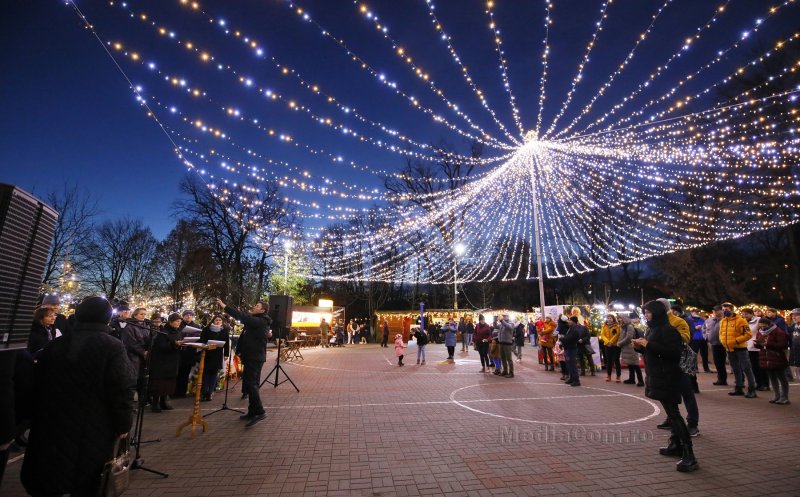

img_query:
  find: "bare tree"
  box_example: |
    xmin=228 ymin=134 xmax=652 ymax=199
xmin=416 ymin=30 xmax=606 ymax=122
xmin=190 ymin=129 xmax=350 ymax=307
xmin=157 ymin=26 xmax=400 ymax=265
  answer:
xmin=176 ymin=175 xmax=297 ymax=305
xmin=82 ymin=218 xmax=152 ymax=300
xmin=41 ymin=184 xmax=99 ymax=291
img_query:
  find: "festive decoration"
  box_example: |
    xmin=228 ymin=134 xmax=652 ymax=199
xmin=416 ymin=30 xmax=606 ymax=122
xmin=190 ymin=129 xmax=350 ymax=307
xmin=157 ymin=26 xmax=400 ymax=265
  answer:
xmin=64 ymin=1 xmax=800 ymax=285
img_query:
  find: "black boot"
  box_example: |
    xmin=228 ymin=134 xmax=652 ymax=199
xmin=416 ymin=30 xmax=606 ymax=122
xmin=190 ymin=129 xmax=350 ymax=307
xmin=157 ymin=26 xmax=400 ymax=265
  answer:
xmin=151 ymin=396 xmax=162 ymax=413
xmin=728 ymin=387 xmax=744 ymax=396
xmin=160 ymin=396 xmax=174 ymax=410
xmin=676 ymin=444 xmax=699 ymax=472
xmin=659 ymin=436 xmax=682 ymax=457
xmin=744 ymin=388 xmax=757 ymax=399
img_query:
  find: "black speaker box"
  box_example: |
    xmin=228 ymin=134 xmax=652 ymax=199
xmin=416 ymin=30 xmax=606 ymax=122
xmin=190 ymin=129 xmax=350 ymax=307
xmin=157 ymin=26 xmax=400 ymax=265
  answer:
xmin=0 ymin=184 xmax=58 ymax=351
xmin=268 ymin=295 xmax=293 ymax=339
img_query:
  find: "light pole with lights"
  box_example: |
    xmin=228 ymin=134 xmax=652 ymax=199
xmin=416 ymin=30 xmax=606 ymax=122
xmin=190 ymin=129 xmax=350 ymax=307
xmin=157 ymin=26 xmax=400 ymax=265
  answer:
xmin=283 ymin=240 xmax=293 ymax=295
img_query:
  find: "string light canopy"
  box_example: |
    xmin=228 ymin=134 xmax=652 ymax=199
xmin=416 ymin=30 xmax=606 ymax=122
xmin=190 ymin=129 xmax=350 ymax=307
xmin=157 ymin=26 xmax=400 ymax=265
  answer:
xmin=65 ymin=0 xmax=800 ymax=284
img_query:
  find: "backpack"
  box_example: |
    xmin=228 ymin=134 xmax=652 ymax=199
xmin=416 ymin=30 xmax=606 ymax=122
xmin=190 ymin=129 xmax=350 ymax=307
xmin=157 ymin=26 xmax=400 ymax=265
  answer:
xmin=679 ymin=343 xmax=698 ymax=376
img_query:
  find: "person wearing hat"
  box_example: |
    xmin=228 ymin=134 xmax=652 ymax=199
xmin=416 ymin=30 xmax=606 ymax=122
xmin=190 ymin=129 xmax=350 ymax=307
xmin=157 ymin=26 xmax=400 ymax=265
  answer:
xmin=633 ymin=300 xmax=698 ymax=473
xmin=394 ymin=333 xmax=406 ymax=367
xmin=175 ymin=310 xmax=200 ymax=398
xmin=719 ymin=302 xmax=757 ymax=398
xmin=21 ymin=296 xmax=137 ymax=496
xmin=559 ymin=317 xmax=583 ymax=386
xmin=687 ymin=309 xmax=711 ymax=374
xmin=754 ymin=317 xmax=790 ymax=404
xmin=109 ymin=302 xmax=132 ymax=340
xmin=703 ymin=305 xmax=726 ymax=386
xmin=149 ymin=313 xmax=184 ymax=412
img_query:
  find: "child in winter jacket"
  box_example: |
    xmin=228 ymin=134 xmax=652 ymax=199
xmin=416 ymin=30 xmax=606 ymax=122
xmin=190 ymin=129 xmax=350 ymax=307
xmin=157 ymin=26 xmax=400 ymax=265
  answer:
xmin=413 ymin=327 xmax=429 ymax=365
xmin=489 ymin=336 xmax=502 ymax=371
xmin=553 ymin=339 xmax=568 ymax=380
xmin=394 ymin=334 xmax=405 ymax=366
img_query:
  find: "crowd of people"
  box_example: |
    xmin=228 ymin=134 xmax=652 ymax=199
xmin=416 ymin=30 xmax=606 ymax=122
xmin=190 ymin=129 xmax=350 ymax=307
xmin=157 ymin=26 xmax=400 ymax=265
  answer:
xmin=3 ymin=292 xmax=799 ymax=490
xmin=0 ymin=294 xmax=276 ymax=495
xmin=381 ymin=301 xmax=800 ymax=474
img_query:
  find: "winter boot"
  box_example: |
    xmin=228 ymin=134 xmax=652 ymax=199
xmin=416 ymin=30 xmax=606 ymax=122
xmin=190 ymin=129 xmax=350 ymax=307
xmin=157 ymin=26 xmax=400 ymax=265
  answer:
xmin=160 ymin=396 xmax=175 ymax=410
xmin=659 ymin=436 xmax=683 ymax=457
xmin=676 ymin=445 xmax=699 ymax=472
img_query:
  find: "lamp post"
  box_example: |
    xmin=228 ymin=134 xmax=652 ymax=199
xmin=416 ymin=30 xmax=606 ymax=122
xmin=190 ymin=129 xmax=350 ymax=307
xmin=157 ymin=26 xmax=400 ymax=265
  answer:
xmin=453 ymin=243 xmax=466 ymax=309
xmin=283 ymin=240 xmax=293 ymax=295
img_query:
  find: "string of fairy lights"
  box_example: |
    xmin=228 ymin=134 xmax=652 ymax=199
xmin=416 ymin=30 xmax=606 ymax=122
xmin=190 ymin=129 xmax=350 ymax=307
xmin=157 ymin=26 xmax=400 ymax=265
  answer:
xmin=65 ymin=0 xmax=800 ymax=284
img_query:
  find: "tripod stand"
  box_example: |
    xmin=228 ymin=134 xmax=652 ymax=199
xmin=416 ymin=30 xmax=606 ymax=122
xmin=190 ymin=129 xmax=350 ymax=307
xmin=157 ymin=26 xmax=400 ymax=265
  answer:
xmin=260 ymin=336 xmax=299 ymax=392
xmin=130 ymin=329 xmax=168 ymax=478
xmin=204 ymin=346 xmax=245 ymax=418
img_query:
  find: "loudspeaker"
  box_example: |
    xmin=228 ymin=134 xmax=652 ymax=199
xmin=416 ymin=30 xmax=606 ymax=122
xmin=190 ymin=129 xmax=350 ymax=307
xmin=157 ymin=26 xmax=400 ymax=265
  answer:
xmin=268 ymin=295 xmax=293 ymax=339
xmin=0 ymin=184 xmax=58 ymax=351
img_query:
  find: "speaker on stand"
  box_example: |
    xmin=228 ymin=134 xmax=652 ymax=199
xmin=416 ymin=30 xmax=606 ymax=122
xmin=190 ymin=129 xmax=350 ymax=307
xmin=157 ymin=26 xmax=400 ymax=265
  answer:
xmin=267 ymin=295 xmax=293 ymax=340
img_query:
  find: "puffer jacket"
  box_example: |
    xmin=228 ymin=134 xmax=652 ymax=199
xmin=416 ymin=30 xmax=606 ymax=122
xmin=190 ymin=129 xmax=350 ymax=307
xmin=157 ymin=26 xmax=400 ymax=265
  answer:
xmin=617 ymin=322 xmax=639 ymax=366
xmin=667 ymin=314 xmax=690 ymax=344
xmin=539 ymin=320 xmax=556 ymax=348
xmin=600 ymin=323 xmax=620 ymax=347
xmin=719 ymin=314 xmax=752 ymax=352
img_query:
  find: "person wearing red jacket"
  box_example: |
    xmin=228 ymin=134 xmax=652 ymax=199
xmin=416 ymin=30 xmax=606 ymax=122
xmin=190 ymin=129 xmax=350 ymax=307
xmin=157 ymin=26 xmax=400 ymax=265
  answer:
xmin=474 ymin=315 xmax=494 ymax=372
xmin=754 ymin=317 xmax=790 ymax=404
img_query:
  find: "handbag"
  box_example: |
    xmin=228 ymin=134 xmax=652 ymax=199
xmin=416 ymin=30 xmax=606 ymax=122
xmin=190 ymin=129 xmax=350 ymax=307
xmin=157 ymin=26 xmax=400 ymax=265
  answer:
xmin=98 ymin=437 xmax=131 ymax=497
xmin=583 ymin=342 xmax=595 ymax=355
xmin=679 ymin=343 xmax=698 ymax=376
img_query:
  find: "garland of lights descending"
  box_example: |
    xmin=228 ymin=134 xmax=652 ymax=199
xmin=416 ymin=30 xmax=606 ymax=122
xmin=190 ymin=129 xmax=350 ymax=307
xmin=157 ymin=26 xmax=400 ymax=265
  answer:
xmin=68 ymin=0 xmax=800 ymax=284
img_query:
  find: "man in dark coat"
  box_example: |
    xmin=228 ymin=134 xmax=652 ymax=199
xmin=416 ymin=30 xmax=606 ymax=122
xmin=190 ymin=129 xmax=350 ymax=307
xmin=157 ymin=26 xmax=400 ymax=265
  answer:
xmin=560 ymin=317 xmax=582 ymax=386
xmin=633 ymin=300 xmax=698 ymax=473
xmin=217 ymin=298 xmax=271 ymax=427
xmin=21 ymin=296 xmax=136 ymax=496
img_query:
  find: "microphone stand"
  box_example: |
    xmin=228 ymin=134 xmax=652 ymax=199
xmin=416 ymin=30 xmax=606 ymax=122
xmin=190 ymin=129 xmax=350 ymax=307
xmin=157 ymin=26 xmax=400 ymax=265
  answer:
xmin=130 ymin=327 xmax=168 ymax=478
xmin=204 ymin=340 xmax=245 ymax=418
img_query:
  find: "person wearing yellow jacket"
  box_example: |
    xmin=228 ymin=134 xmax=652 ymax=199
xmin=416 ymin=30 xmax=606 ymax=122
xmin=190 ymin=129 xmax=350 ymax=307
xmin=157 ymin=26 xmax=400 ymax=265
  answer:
xmin=720 ymin=302 xmax=757 ymax=398
xmin=539 ymin=317 xmax=556 ymax=372
xmin=601 ymin=315 xmax=622 ymax=382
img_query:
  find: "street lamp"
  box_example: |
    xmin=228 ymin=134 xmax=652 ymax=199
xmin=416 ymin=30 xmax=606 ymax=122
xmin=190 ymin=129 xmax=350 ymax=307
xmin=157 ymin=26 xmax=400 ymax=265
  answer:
xmin=283 ymin=240 xmax=293 ymax=295
xmin=453 ymin=243 xmax=466 ymax=309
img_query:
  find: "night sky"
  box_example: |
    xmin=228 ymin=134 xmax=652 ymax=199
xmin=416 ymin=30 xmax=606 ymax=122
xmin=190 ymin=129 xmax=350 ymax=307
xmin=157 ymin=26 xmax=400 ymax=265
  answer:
xmin=2 ymin=0 xmax=798 ymax=239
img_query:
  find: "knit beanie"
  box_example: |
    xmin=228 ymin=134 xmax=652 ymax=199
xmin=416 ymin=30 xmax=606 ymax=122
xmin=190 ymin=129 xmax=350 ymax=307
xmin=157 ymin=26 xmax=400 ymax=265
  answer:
xmin=75 ymin=296 xmax=112 ymax=324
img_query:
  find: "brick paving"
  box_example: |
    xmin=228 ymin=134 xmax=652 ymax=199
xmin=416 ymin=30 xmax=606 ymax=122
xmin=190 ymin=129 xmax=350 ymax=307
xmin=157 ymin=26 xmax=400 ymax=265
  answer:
xmin=4 ymin=343 xmax=800 ymax=496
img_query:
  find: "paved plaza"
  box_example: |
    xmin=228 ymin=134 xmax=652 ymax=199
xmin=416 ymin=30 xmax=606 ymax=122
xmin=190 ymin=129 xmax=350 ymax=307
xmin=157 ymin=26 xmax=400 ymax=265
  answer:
xmin=5 ymin=343 xmax=800 ymax=496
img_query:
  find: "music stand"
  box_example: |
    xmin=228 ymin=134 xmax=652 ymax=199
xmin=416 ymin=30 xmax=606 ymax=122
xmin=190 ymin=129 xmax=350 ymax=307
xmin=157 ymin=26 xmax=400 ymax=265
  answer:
xmin=204 ymin=348 xmax=245 ymax=418
xmin=130 ymin=330 xmax=168 ymax=478
xmin=260 ymin=333 xmax=299 ymax=392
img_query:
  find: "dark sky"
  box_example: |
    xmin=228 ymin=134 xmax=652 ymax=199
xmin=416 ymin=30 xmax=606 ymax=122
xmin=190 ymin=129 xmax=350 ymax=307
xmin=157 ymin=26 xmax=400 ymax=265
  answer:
xmin=2 ymin=0 xmax=798 ymax=239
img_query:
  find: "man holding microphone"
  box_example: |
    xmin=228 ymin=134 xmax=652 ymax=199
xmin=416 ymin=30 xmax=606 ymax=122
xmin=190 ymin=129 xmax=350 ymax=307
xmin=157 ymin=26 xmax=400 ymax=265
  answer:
xmin=216 ymin=298 xmax=272 ymax=427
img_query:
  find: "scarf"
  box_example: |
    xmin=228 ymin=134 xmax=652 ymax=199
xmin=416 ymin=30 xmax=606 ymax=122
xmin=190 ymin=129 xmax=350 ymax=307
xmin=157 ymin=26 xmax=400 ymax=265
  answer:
xmin=759 ymin=325 xmax=776 ymax=337
xmin=210 ymin=324 xmax=223 ymax=332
